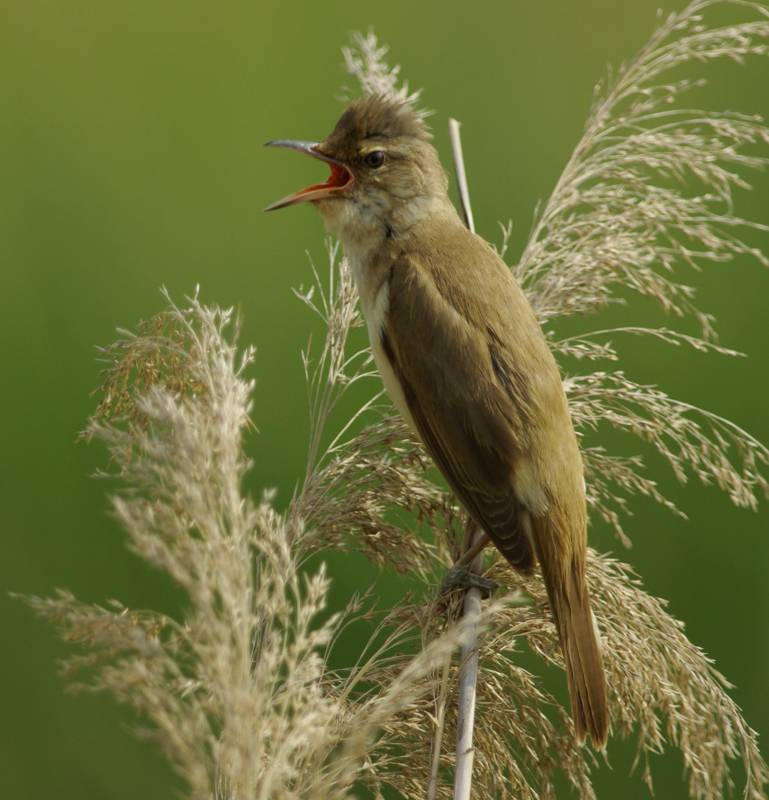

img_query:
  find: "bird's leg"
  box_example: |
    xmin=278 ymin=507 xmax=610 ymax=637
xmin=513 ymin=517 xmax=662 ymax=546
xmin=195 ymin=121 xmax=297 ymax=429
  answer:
xmin=456 ymin=532 xmax=491 ymax=567
xmin=440 ymin=531 xmax=496 ymax=598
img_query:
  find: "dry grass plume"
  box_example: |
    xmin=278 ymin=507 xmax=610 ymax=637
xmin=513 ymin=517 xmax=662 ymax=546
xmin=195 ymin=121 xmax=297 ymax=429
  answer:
xmin=25 ymin=3 xmax=769 ymax=798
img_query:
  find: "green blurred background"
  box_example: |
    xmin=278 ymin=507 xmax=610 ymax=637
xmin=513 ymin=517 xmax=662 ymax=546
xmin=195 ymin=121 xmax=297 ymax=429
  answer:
xmin=1 ymin=1 xmax=767 ymax=797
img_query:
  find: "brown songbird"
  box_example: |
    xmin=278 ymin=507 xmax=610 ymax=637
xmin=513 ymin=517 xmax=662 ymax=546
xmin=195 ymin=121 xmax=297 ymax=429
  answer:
xmin=265 ymin=95 xmax=609 ymax=747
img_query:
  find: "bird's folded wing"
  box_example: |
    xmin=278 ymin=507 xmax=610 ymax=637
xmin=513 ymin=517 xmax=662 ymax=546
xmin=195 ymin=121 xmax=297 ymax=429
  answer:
xmin=382 ymin=254 xmax=534 ymax=570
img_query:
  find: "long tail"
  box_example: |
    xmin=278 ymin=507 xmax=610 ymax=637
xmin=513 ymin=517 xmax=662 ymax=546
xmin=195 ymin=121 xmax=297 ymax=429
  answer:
xmin=528 ymin=516 xmax=609 ymax=748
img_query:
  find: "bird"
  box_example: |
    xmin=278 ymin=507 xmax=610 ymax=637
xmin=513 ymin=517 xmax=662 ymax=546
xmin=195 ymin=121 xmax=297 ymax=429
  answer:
xmin=265 ymin=94 xmax=609 ymax=748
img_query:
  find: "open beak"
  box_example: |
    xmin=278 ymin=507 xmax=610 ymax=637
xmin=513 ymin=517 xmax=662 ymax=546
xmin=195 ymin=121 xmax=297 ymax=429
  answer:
xmin=264 ymin=140 xmax=353 ymax=211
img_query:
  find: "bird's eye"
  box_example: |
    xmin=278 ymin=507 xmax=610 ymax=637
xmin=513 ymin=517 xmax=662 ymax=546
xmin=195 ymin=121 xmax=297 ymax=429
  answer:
xmin=364 ymin=150 xmax=386 ymax=169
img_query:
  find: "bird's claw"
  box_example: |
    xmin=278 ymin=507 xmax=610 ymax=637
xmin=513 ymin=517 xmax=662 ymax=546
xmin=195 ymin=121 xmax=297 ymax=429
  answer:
xmin=441 ymin=565 xmax=498 ymax=599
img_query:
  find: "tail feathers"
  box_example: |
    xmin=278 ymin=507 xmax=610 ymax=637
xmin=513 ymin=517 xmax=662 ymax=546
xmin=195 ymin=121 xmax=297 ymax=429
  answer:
xmin=529 ymin=522 xmax=609 ymax=748
xmin=559 ymin=575 xmax=608 ymax=748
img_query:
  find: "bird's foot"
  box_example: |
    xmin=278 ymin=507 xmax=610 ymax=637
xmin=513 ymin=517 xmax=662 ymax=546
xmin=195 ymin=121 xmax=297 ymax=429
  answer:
xmin=441 ymin=564 xmax=498 ymax=599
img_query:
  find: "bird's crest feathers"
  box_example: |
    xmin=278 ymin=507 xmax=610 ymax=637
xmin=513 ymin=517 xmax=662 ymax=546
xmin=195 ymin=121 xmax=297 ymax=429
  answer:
xmin=325 ymin=94 xmax=430 ymax=153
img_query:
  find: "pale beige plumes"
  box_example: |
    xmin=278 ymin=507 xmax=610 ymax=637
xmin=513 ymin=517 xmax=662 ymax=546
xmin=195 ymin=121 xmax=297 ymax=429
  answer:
xmin=23 ymin=289 xmax=482 ymax=800
xmin=24 ymin=5 xmax=769 ymax=800
xmin=518 ymin=0 xmax=769 ymax=329
xmin=341 ymin=31 xmax=430 ymax=121
xmin=331 ymin=15 xmax=768 ymax=798
xmin=26 ymin=234 xmax=769 ymax=798
xmin=513 ymin=0 xmax=769 ymax=544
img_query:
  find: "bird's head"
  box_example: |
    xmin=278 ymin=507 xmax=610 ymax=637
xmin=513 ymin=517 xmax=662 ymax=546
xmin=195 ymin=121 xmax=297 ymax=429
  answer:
xmin=265 ymin=95 xmax=450 ymax=244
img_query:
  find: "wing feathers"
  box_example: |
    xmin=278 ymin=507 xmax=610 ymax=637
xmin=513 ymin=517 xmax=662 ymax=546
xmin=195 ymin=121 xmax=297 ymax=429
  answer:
xmin=381 ymin=258 xmax=535 ymax=571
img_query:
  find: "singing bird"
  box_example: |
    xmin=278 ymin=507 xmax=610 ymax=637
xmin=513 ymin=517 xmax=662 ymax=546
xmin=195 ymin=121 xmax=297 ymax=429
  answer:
xmin=266 ymin=94 xmax=609 ymax=747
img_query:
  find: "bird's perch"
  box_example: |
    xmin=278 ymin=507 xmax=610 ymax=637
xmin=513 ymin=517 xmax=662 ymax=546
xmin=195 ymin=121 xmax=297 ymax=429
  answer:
xmin=454 ymin=530 xmax=484 ymax=800
xmin=449 ymin=118 xmax=476 ymax=234
xmin=448 ymin=117 xmax=482 ymax=800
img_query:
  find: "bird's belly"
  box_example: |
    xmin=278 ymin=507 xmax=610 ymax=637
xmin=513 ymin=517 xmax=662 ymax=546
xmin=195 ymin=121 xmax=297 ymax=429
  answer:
xmin=351 ymin=256 xmax=419 ymax=435
xmin=369 ymin=331 xmax=419 ymax=435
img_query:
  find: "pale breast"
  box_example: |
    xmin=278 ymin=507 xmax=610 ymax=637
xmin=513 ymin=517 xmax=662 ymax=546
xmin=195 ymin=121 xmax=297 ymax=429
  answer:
xmin=348 ymin=252 xmax=419 ymax=435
